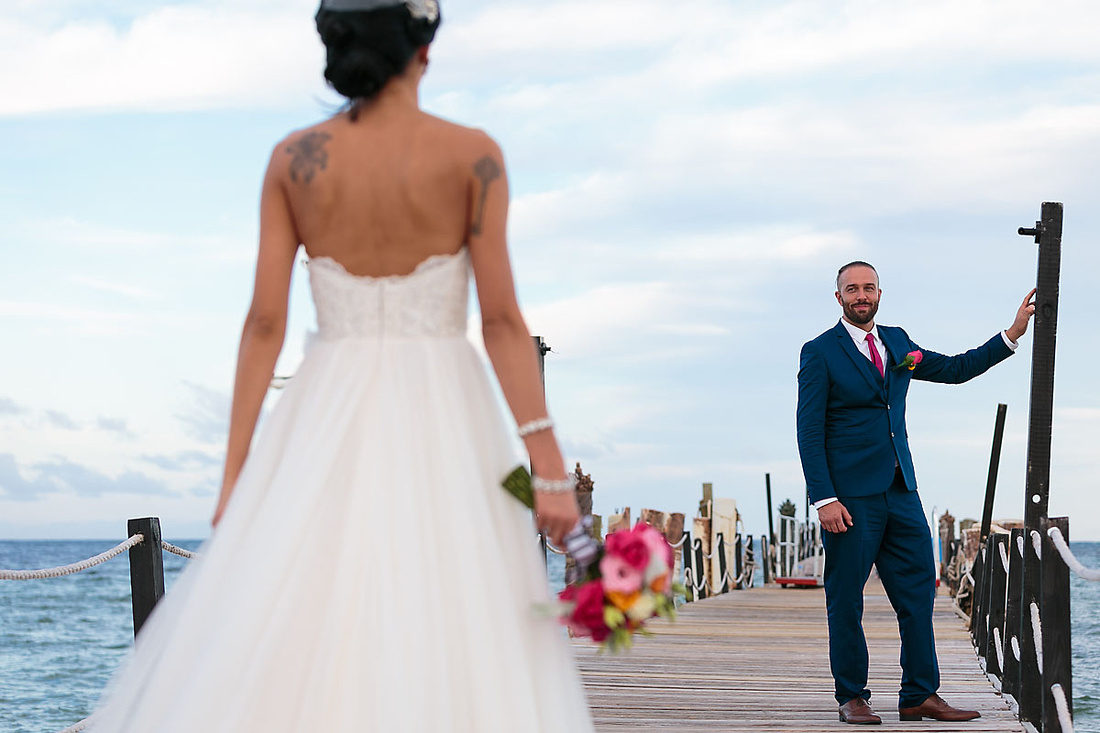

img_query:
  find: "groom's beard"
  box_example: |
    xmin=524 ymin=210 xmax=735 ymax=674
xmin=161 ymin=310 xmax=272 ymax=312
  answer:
xmin=843 ymin=299 xmax=878 ymax=325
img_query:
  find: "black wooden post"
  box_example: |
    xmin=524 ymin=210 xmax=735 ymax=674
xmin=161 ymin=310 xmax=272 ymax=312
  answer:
xmin=694 ymin=536 xmax=709 ymax=599
xmin=715 ymin=534 xmax=729 ymax=594
xmin=533 ymin=336 xmax=551 ymax=566
xmin=980 ymin=403 xmax=1009 ymax=541
xmin=1002 ymin=528 xmax=1025 ymax=706
xmin=765 ymin=473 xmax=775 ymax=546
xmin=127 ymin=517 xmax=165 ymax=637
xmin=985 ymin=533 xmax=1010 ymax=682
xmin=970 ymin=542 xmax=987 ymax=637
xmin=760 ymin=535 xmax=772 ymax=585
xmin=1018 ymin=201 xmax=1063 ymax=730
xmin=743 ymin=535 xmax=754 ymax=589
xmin=681 ymin=530 xmax=694 ymax=602
xmin=733 ymin=534 xmax=744 ymax=590
xmin=976 ymin=539 xmax=994 ymax=660
xmin=1041 ymin=517 xmax=1072 ymax=733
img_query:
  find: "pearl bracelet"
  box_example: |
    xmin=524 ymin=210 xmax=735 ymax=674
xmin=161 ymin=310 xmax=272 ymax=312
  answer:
xmin=532 ymin=474 xmax=576 ymax=494
xmin=517 ymin=416 xmax=554 ymax=438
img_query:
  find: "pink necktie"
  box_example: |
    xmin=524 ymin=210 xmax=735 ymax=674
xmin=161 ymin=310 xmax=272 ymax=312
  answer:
xmin=866 ymin=332 xmax=884 ymax=378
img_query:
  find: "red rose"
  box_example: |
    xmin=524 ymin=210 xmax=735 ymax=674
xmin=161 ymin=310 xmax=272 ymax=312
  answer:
xmin=567 ymin=580 xmax=610 ymax=642
xmin=605 ymin=528 xmax=650 ymax=571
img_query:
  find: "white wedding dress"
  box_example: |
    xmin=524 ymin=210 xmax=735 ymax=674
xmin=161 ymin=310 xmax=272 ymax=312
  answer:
xmin=90 ymin=247 xmax=595 ymax=732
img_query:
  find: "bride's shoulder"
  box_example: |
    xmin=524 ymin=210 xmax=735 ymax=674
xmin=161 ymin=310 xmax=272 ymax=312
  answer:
xmin=263 ymin=120 xmax=341 ymax=183
xmin=419 ymin=113 xmax=503 ymax=160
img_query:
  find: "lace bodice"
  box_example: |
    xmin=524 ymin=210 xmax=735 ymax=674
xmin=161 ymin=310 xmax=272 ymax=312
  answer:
xmin=308 ymin=248 xmax=469 ymax=339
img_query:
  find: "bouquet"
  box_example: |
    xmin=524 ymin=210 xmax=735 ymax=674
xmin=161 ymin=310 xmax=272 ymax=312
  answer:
xmin=558 ymin=521 xmax=683 ymax=651
xmin=502 ymin=466 xmax=682 ymax=652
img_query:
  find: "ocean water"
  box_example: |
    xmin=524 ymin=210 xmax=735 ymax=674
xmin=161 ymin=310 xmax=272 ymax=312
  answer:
xmin=0 ymin=540 xmax=1096 ymax=733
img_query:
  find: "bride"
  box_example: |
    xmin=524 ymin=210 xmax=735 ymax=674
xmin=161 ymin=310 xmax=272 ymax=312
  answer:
xmin=89 ymin=0 xmax=596 ymax=729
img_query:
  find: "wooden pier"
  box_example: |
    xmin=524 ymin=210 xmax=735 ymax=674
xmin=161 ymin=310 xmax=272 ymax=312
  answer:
xmin=573 ymin=581 xmax=1023 ymax=732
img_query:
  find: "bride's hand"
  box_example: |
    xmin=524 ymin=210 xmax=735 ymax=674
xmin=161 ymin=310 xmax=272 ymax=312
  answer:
xmin=535 ymin=491 xmax=580 ymax=547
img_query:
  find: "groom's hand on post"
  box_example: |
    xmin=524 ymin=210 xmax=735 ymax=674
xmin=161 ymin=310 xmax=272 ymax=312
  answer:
xmin=1006 ymin=288 xmax=1037 ymax=343
xmin=818 ymin=501 xmax=853 ymax=534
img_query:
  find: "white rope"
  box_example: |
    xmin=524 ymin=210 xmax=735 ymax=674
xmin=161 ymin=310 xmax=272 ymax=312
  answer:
xmin=0 ymin=535 xmax=143 ymax=580
xmin=161 ymin=541 xmax=197 ymax=560
xmin=1018 ymin=534 xmax=1025 ymax=557
xmin=1031 ymin=530 xmax=1043 ymax=560
xmin=1048 ymin=527 xmax=1100 ymax=581
xmin=545 ymin=541 xmax=566 ymax=555
xmin=1011 ymin=634 xmax=1021 ymax=662
xmin=999 ymin=541 xmax=1010 ymax=573
xmin=1051 ymin=683 xmax=1074 ymax=733
xmin=994 ymin=626 xmax=1005 ymax=672
xmin=1030 ymin=601 xmax=1043 ymax=673
xmin=667 ymin=534 xmax=687 ymax=549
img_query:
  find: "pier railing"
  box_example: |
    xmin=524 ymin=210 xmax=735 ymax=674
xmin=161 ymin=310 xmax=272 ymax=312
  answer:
xmin=0 ymin=516 xmax=195 ymax=733
xmin=952 ymin=202 xmax=1100 ymax=733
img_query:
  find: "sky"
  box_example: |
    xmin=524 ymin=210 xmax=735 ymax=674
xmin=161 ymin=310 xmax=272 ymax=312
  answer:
xmin=1 ymin=0 xmax=1098 ymax=543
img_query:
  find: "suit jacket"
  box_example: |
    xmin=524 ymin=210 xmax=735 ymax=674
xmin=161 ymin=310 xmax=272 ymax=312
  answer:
xmin=796 ymin=321 xmax=1013 ymax=504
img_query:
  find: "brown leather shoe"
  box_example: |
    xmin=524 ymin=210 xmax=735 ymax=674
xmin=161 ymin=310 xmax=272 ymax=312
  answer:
xmin=899 ymin=694 xmax=981 ymax=721
xmin=839 ymin=698 xmax=882 ymax=725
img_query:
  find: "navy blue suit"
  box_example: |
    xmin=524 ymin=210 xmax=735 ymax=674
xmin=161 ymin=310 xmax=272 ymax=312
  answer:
xmin=796 ymin=320 xmax=1012 ymax=706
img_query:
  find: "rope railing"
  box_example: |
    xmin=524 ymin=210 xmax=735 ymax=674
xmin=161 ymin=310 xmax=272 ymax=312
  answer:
xmin=161 ymin=541 xmax=197 ymax=560
xmin=0 ymin=534 xmax=143 ymax=580
xmin=1051 ymin=684 xmax=1075 ymax=733
xmin=1047 ymin=526 xmax=1100 ymax=581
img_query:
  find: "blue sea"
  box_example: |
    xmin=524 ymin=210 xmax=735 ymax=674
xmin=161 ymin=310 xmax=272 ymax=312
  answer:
xmin=1 ymin=540 xmax=1097 ymax=732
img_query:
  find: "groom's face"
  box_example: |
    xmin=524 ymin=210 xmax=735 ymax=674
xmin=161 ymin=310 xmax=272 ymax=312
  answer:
xmin=835 ymin=266 xmax=881 ymax=325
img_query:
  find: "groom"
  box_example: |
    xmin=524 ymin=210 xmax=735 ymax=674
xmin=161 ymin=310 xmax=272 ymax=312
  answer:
xmin=796 ymin=261 xmax=1034 ymax=724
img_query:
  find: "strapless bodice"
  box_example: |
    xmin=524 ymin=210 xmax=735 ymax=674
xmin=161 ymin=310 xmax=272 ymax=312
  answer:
xmin=308 ymin=248 xmax=469 ymax=339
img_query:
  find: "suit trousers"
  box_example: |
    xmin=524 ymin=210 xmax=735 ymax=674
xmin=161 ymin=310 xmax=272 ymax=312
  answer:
xmin=821 ymin=470 xmax=939 ymax=708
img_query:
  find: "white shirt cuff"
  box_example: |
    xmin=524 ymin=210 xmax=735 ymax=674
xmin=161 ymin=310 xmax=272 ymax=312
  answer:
xmin=813 ymin=497 xmax=839 ymax=510
xmin=1001 ymin=330 xmax=1019 ymax=351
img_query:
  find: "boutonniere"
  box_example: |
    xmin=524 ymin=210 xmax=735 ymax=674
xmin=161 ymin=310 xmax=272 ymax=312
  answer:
xmin=893 ymin=350 xmax=923 ymax=371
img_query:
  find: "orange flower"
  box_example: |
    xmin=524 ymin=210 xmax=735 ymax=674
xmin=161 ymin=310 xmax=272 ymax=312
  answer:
xmin=606 ymin=590 xmax=641 ymax=612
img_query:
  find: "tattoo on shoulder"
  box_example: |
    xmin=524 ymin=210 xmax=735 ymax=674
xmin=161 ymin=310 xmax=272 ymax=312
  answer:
xmin=471 ymin=155 xmax=502 ymax=235
xmin=285 ymin=132 xmax=332 ymax=184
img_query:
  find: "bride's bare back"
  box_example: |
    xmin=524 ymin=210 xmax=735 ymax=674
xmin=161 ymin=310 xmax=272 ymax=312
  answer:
xmin=277 ymin=107 xmax=492 ymax=276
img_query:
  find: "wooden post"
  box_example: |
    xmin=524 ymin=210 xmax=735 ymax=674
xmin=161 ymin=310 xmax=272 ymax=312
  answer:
xmin=566 ymin=463 xmax=595 ymax=581
xmin=1018 ymin=201 xmax=1063 ymax=730
xmin=127 ymin=517 xmax=165 ymax=637
xmin=765 ymin=473 xmax=775 ymax=547
xmin=682 ymin=530 xmax=695 ymax=602
xmin=760 ymin=535 xmax=772 ymax=585
xmin=715 ymin=534 xmax=729 ymax=594
xmin=533 ymin=335 xmax=551 ymax=566
xmin=970 ymin=541 xmax=987 ymax=638
xmin=980 ymin=403 xmax=1009 ymax=541
xmin=974 ymin=540 xmax=992 ymax=654
xmin=733 ymin=534 xmax=744 ymax=590
xmin=1041 ymin=517 xmax=1072 ymax=733
xmin=1002 ymin=528 xmax=1025 ymax=706
xmin=984 ymin=533 xmax=1009 ymax=682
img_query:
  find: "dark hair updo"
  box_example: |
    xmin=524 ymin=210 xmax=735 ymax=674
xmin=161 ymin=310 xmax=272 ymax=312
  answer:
xmin=315 ymin=3 xmax=441 ymax=109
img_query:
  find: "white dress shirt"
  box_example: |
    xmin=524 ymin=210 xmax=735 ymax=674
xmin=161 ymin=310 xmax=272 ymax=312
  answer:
xmin=813 ymin=320 xmax=1019 ymax=512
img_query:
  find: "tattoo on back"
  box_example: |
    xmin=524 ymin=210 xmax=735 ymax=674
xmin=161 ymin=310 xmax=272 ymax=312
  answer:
xmin=471 ymin=155 xmax=502 ymax=235
xmin=286 ymin=132 xmax=332 ymax=184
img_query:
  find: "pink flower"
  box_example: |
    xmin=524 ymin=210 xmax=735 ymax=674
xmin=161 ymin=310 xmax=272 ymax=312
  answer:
xmin=893 ymin=350 xmax=924 ymax=372
xmin=637 ymin=523 xmax=673 ymax=569
xmin=605 ymin=527 xmax=651 ymax=571
xmin=600 ymin=553 xmax=645 ymax=594
xmin=565 ymin=580 xmax=610 ymax=642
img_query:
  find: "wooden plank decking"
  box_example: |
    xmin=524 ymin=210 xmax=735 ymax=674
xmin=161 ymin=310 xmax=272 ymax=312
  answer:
xmin=573 ymin=582 xmax=1023 ymax=732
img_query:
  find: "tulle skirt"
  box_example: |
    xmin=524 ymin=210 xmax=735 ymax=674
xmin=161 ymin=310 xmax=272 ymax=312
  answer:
xmin=90 ymin=335 xmax=594 ymax=732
